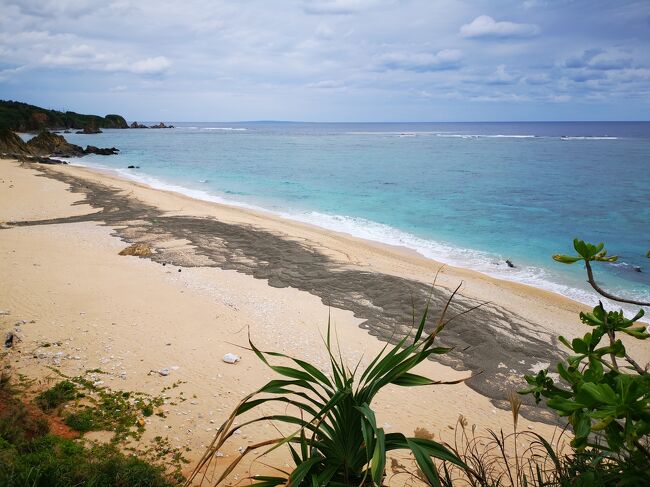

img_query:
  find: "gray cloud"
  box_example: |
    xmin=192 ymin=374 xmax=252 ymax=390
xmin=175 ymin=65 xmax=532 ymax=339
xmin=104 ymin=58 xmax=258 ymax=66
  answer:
xmin=302 ymin=0 xmax=392 ymax=15
xmin=378 ymin=49 xmax=463 ymax=72
xmin=0 ymin=0 xmax=648 ymax=120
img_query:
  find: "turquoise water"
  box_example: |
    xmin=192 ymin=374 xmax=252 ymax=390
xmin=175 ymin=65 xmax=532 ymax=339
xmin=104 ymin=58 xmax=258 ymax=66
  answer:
xmin=59 ymin=122 xmax=650 ymax=308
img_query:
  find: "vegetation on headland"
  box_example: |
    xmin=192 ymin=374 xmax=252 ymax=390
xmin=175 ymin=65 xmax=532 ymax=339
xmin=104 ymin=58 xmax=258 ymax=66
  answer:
xmin=0 ymin=99 xmax=128 ymax=131
xmin=189 ymin=240 xmax=648 ymax=486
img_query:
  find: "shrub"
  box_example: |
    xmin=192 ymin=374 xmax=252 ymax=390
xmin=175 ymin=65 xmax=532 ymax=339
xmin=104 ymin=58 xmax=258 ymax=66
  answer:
xmin=35 ymin=380 xmax=77 ymax=411
xmin=519 ymin=239 xmax=650 ymax=483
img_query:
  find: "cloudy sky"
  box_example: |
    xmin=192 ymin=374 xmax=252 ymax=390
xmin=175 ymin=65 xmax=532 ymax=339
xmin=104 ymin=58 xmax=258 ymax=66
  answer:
xmin=1 ymin=0 xmax=649 ymax=121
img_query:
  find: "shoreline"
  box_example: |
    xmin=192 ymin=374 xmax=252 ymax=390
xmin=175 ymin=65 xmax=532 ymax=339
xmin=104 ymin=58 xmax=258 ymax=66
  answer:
xmin=63 ymin=156 xmax=647 ymax=312
xmin=65 ymin=159 xmax=591 ymax=310
xmin=2 ymin=156 xmax=648 ymax=477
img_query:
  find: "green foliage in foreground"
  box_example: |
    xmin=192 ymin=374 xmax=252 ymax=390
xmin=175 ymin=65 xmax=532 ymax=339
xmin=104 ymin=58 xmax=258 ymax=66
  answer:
xmin=188 ymin=299 xmax=471 ymax=486
xmin=35 ymin=375 xmax=163 ymax=443
xmin=521 ymin=239 xmax=650 ymax=483
xmin=0 ymin=435 xmax=176 ymax=487
xmin=0 ymin=380 xmax=178 ymax=487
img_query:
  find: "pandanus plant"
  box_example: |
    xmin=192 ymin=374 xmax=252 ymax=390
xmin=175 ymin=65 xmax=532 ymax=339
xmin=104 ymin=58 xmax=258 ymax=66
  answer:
xmin=186 ymin=285 xmax=475 ymax=486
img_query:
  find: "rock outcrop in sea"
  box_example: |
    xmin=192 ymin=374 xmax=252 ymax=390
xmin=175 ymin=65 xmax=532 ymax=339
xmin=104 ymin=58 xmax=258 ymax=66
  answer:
xmin=84 ymin=145 xmax=119 ymax=155
xmin=129 ymin=121 xmax=174 ymax=129
xmin=75 ymin=124 xmax=103 ymax=134
xmin=26 ymin=131 xmax=85 ymax=157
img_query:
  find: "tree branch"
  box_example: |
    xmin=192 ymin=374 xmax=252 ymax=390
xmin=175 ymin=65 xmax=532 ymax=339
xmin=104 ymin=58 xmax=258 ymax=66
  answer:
xmin=584 ymin=260 xmax=650 ymax=307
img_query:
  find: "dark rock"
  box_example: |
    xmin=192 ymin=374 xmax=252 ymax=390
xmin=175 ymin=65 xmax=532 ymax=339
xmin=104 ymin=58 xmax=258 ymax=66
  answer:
xmin=0 ymin=129 xmax=31 ymax=155
xmin=14 ymin=154 xmax=68 ymax=164
xmin=634 ymin=266 xmax=642 ymax=273
xmin=26 ymin=131 xmax=84 ymax=157
xmin=84 ymin=145 xmax=119 ymax=155
xmin=104 ymin=114 xmax=128 ymax=129
xmin=130 ymin=122 xmax=148 ymax=129
xmin=5 ymin=332 xmax=14 ymax=348
xmin=506 ymin=259 xmax=515 ymax=268
xmin=76 ymin=125 xmax=103 ymax=134
xmin=150 ymin=122 xmax=173 ymax=129
xmin=127 ymin=165 xmax=140 ymax=169
xmin=64 ymin=130 xmax=71 ymax=133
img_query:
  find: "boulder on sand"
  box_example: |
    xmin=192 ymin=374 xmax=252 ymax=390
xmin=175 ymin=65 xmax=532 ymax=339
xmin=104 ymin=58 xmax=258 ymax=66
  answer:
xmin=118 ymin=243 xmax=153 ymax=257
xmin=0 ymin=129 xmax=31 ymax=155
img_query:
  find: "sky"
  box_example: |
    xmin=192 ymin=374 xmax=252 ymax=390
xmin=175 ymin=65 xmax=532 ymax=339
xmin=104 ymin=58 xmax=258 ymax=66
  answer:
xmin=0 ymin=0 xmax=649 ymax=121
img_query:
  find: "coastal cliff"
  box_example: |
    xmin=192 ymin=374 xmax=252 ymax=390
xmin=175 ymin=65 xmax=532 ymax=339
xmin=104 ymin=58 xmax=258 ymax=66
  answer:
xmin=0 ymin=100 xmax=128 ymax=132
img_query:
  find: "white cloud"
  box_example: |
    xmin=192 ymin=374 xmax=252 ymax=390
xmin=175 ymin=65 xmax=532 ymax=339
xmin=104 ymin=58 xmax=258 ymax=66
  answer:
xmin=130 ymin=56 xmax=171 ymax=75
xmin=459 ymin=15 xmax=540 ymax=39
xmin=378 ymin=49 xmax=463 ymax=72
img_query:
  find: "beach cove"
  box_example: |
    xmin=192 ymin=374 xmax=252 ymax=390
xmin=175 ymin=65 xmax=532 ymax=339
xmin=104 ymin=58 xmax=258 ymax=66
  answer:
xmin=2 ymin=156 xmax=648 ymax=480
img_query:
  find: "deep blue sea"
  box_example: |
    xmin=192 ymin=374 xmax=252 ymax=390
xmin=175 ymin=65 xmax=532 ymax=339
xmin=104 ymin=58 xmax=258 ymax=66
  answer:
xmin=52 ymin=122 xmax=650 ymax=309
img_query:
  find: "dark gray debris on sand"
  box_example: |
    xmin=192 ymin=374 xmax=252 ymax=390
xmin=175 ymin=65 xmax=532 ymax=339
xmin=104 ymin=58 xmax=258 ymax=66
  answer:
xmin=6 ymin=165 xmax=565 ymax=423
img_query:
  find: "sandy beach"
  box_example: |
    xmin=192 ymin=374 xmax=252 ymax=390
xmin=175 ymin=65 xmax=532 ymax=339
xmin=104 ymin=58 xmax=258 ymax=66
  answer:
xmin=1 ymin=157 xmax=647 ymax=481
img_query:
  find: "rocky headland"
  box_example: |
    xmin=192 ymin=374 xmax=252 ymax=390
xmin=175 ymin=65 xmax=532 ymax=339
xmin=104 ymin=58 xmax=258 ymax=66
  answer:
xmin=0 ymin=100 xmax=128 ymax=132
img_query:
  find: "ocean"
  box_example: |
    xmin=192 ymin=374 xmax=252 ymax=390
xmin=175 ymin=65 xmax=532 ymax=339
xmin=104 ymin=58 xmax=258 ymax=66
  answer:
xmin=56 ymin=121 xmax=650 ymax=310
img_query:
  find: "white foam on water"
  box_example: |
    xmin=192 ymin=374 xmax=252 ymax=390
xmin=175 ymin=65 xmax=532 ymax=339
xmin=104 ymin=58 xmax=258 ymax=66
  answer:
xmin=561 ymin=136 xmax=619 ymax=140
xmin=202 ymin=127 xmax=247 ymax=131
xmin=346 ymin=132 xmax=624 ymax=140
xmin=275 ymin=211 xmax=628 ymax=308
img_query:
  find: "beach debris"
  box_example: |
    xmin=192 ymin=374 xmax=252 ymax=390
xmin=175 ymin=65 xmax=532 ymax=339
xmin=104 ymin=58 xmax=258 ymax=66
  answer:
xmin=148 ymin=368 xmax=170 ymax=376
xmin=178 ymin=269 xmax=182 ymax=272
xmin=505 ymin=259 xmax=515 ymax=268
xmin=0 ymin=310 xmax=10 ymax=316
xmin=119 ymin=243 xmax=153 ymax=257
xmin=222 ymin=353 xmax=241 ymax=364
xmin=4 ymin=332 xmax=15 ymax=348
